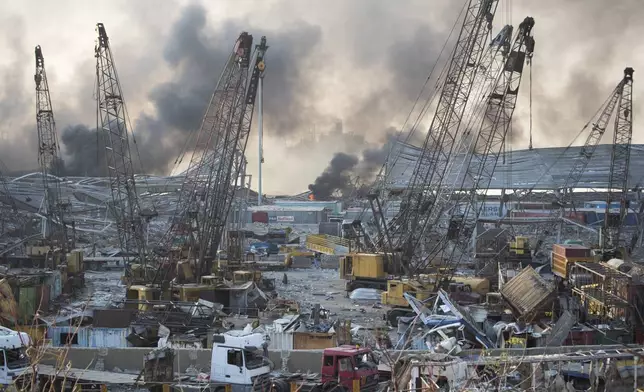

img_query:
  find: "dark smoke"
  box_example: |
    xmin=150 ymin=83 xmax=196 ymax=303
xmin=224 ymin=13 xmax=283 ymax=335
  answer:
xmin=60 ymin=125 xmax=106 ymax=177
xmin=308 ymin=153 xmax=359 ymax=200
xmin=308 ymin=127 xmax=424 ymax=199
xmin=56 ymin=4 xmax=324 ymax=175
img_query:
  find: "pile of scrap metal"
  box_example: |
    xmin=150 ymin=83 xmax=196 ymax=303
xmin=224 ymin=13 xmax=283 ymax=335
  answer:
xmin=127 ymin=299 xmax=227 ymax=347
xmin=396 ymin=267 xmax=560 ymax=351
xmin=383 ymin=353 xmax=474 ymax=391
xmin=396 ymin=264 xmax=640 ymax=355
xmin=261 ymin=304 xmax=334 ymax=335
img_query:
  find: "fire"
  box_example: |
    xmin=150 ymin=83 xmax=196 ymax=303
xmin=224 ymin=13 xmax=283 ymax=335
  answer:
xmin=308 ymin=194 xmax=315 ymax=201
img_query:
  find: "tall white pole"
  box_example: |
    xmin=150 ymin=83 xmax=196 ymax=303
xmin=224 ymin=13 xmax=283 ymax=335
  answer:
xmin=258 ymin=76 xmax=264 ymax=206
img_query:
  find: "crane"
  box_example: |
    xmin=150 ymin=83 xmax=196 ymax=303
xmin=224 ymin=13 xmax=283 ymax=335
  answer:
xmin=366 ymin=20 xmax=513 ymax=267
xmin=34 ymin=45 xmax=71 ymax=249
xmin=532 ymin=68 xmax=634 ymax=256
xmin=162 ymin=33 xmax=268 ymax=278
xmin=95 ymin=23 xmax=148 ymax=268
xmin=198 ymin=35 xmax=267 ymax=276
xmin=603 ymin=67 xmax=634 ymax=255
xmin=372 ymin=0 xmax=499 ymax=275
xmin=422 ymin=17 xmax=535 ymax=272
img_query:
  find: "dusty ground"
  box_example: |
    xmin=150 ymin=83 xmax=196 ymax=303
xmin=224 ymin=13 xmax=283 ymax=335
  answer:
xmin=263 ymin=268 xmax=389 ymax=328
xmin=74 ymin=270 xmax=126 ymax=309
xmin=76 ymin=260 xmax=390 ymax=329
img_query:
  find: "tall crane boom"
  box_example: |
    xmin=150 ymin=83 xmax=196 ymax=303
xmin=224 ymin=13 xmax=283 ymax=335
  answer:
xmin=95 ymin=23 xmax=147 ymax=265
xmin=390 ymin=0 xmax=499 ymax=273
xmin=198 ymin=35 xmax=268 ymax=275
xmin=603 ymin=67 xmax=634 ymax=252
xmin=163 ymin=33 xmax=267 ymax=277
xmin=422 ymin=17 xmax=534 ymax=271
xmin=532 ymin=69 xmax=632 ymax=255
xmin=34 ymin=45 xmax=70 ymax=247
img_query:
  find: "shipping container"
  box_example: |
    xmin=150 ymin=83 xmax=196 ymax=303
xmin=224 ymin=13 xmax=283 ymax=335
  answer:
xmin=48 ymin=326 xmax=129 ymax=348
xmin=293 ymin=332 xmax=336 ymax=350
xmin=564 ymin=328 xmax=595 ymax=346
xmin=251 ymin=211 xmax=269 ymax=224
xmin=263 ymin=331 xmax=294 ymax=351
xmin=553 ymin=244 xmax=591 ymax=258
xmin=45 ymin=271 xmax=62 ymax=300
xmin=18 ymin=286 xmax=38 ymax=321
xmin=551 ymin=252 xmax=594 ymax=279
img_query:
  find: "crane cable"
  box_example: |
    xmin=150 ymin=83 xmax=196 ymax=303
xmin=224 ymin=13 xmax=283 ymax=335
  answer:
xmin=529 ymin=52 xmax=533 ymax=150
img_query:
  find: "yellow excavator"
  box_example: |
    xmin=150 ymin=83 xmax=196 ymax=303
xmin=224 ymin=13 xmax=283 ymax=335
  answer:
xmin=338 ymin=251 xmax=490 ymax=325
xmin=339 ymin=253 xmax=391 ymax=291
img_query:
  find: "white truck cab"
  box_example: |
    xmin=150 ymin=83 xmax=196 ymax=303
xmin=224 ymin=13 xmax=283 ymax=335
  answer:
xmin=0 ymin=327 xmax=31 ymax=385
xmin=210 ymin=331 xmax=271 ymax=390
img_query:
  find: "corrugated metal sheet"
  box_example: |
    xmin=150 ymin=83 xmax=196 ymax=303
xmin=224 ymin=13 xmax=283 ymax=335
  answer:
xmin=265 ymin=331 xmax=294 ymax=351
xmin=387 ymin=142 xmax=644 ymax=190
xmin=48 ymin=326 xmax=129 ymax=348
xmin=45 ymin=271 xmax=62 ymax=300
xmin=89 ymin=328 xmax=129 ymax=348
xmin=18 ymin=286 xmax=37 ymax=320
xmin=293 ymin=332 xmax=336 ymax=350
xmin=501 ymin=266 xmax=554 ymax=318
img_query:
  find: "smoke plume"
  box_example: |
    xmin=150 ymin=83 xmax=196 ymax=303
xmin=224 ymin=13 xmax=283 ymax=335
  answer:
xmin=308 ymin=153 xmax=359 ymax=200
xmin=1 ymin=0 xmax=643 ymax=194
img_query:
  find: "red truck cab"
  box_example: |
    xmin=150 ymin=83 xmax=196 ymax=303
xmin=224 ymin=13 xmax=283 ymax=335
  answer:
xmin=320 ymin=345 xmax=379 ymax=390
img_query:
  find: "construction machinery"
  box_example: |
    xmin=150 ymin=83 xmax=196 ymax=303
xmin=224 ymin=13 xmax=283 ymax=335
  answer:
xmin=34 ymin=45 xmax=73 ymax=250
xmin=381 ymin=275 xmax=491 ymax=326
xmin=339 ymin=253 xmax=391 ymax=291
xmin=95 ymin=23 xmax=155 ymax=284
xmin=551 ymin=243 xmax=596 ymax=280
xmin=533 ymin=68 xmax=635 ymax=260
xmin=283 ymin=249 xmax=315 ymax=267
xmin=341 ymin=0 xmax=506 ymax=299
xmin=373 ymin=14 xmax=535 ymax=324
xmin=157 ymin=33 xmax=268 ymax=285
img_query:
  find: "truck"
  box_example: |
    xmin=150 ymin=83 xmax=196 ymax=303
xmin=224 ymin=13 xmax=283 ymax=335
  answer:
xmin=0 ymin=327 xmax=31 ymax=386
xmin=210 ymin=331 xmax=382 ymax=391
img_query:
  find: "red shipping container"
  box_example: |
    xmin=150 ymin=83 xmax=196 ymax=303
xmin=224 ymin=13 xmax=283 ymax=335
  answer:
xmin=252 ymin=211 xmax=269 ymax=224
xmin=553 ymin=244 xmax=591 ymax=258
xmin=564 ymin=329 xmax=595 ymax=346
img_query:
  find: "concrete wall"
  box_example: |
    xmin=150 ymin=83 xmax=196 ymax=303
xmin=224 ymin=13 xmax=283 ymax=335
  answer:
xmin=43 ymin=347 xmax=324 ymax=375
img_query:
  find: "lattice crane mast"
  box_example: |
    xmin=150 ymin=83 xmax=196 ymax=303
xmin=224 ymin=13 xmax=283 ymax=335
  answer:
xmin=532 ymin=68 xmax=633 ymax=256
xmin=423 ymin=17 xmax=535 ymax=271
xmin=164 ymin=33 xmax=267 ymax=277
xmin=0 ymin=161 xmax=21 ymax=237
xmin=34 ymin=45 xmax=71 ymax=248
xmin=603 ymin=67 xmax=634 ymax=255
xmin=198 ymin=35 xmax=267 ymax=276
xmin=374 ymin=0 xmax=499 ymax=274
xmin=367 ymin=21 xmax=511 ymax=259
xmin=95 ymin=23 xmax=147 ymax=266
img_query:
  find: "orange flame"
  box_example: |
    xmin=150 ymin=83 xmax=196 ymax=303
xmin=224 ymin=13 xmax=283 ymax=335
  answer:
xmin=308 ymin=194 xmax=315 ymax=201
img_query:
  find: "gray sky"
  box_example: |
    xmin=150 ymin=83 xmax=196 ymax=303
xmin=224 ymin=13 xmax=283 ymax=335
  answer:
xmin=0 ymin=0 xmax=642 ymax=194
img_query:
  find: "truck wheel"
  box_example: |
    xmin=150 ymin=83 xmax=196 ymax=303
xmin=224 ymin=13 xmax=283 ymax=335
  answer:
xmin=270 ymin=379 xmax=289 ymax=392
